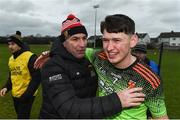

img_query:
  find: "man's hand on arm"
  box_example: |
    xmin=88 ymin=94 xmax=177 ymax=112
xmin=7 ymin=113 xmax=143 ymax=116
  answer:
xmin=117 ymin=87 xmax=145 ymax=108
xmin=34 ymin=51 xmax=50 ymax=69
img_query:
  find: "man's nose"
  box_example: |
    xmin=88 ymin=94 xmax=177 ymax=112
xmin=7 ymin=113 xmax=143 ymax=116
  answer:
xmin=79 ymin=39 xmax=86 ymax=47
xmin=107 ymin=41 xmax=114 ymax=51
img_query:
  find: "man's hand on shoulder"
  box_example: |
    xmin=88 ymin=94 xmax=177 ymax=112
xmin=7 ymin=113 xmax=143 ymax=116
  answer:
xmin=117 ymin=87 xmax=145 ymax=108
xmin=34 ymin=51 xmax=50 ymax=69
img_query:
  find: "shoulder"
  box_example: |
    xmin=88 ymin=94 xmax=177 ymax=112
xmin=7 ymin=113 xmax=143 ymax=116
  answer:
xmin=132 ymin=61 xmax=161 ymax=90
xmin=41 ymin=57 xmax=64 ymax=81
xmin=85 ymin=48 xmax=107 ymax=62
xmin=24 ymin=51 xmax=34 ymax=56
xmin=26 ymin=51 xmax=38 ymax=64
xmin=85 ymin=48 xmax=95 ymax=62
xmin=42 ymin=56 xmax=64 ymax=74
xmin=9 ymin=55 xmax=14 ymax=60
xmin=96 ymin=50 xmax=108 ymax=60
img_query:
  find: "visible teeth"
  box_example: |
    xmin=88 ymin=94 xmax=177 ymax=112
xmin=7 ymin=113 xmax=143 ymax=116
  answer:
xmin=108 ymin=53 xmax=116 ymax=55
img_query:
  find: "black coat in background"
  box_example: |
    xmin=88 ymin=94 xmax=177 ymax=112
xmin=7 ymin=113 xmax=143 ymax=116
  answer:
xmin=39 ymin=36 xmax=122 ymax=118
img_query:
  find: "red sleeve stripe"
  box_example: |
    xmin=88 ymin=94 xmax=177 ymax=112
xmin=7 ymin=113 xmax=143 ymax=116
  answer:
xmin=99 ymin=52 xmax=106 ymax=56
xmin=132 ymin=67 xmax=156 ymax=89
xmin=98 ymin=51 xmax=108 ymax=60
xmin=134 ymin=65 xmax=159 ymax=88
xmin=98 ymin=54 xmax=107 ymax=60
xmin=137 ymin=63 xmax=160 ymax=85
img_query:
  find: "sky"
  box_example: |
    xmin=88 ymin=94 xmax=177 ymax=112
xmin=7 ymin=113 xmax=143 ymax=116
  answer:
xmin=0 ymin=0 xmax=180 ymax=38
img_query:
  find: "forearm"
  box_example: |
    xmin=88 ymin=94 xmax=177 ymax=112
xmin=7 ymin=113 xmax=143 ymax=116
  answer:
xmin=3 ymin=73 xmax=12 ymax=92
xmin=47 ymin=81 xmax=121 ymax=118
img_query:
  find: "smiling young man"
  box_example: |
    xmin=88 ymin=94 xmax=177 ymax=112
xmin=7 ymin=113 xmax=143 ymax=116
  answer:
xmin=85 ymin=14 xmax=168 ymax=119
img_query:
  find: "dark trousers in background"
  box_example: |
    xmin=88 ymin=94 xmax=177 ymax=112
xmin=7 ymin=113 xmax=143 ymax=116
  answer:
xmin=13 ymin=96 xmax=35 ymax=119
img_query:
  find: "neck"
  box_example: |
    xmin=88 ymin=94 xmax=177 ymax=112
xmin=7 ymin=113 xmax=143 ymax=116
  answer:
xmin=13 ymin=48 xmax=24 ymax=59
xmin=114 ymin=54 xmax=136 ymax=69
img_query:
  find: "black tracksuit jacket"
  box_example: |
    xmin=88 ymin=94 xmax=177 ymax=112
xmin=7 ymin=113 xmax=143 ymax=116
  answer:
xmin=39 ymin=36 xmax=122 ymax=119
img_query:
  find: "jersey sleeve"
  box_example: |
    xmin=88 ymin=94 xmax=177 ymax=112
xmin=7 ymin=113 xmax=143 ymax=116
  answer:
xmin=85 ymin=48 xmax=96 ymax=63
xmin=145 ymin=80 xmax=167 ymax=118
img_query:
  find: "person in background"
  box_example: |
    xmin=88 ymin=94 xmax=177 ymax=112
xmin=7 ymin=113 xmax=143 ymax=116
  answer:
xmin=15 ymin=31 xmax=21 ymax=39
xmin=0 ymin=35 xmax=41 ymax=119
xmin=132 ymin=44 xmax=159 ymax=74
xmin=15 ymin=30 xmax=30 ymax=51
xmin=38 ymin=14 xmax=145 ymax=119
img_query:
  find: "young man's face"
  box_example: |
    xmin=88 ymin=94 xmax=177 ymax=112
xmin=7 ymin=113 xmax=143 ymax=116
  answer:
xmin=8 ymin=41 xmax=21 ymax=54
xmin=63 ymin=33 xmax=87 ymax=59
xmin=102 ymin=29 xmax=137 ymax=67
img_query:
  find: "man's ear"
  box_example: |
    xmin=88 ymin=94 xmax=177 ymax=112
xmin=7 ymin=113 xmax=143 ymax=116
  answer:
xmin=130 ymin=34 xmax=138 ymax=48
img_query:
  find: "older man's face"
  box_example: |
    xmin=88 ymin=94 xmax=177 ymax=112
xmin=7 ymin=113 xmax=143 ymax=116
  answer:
xmin=63 ymin=33 xmax=87 ymax=59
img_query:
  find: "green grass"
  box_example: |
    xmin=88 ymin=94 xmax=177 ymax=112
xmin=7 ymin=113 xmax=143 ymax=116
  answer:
xmin=148 ymin=49 xmax=180 ymax=118
xmin=0 ymin=45 xmax=180 ymax=118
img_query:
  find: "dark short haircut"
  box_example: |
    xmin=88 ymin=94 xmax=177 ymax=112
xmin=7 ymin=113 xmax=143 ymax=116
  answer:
xmin=100 ymin=14 xmax=135 ymax=35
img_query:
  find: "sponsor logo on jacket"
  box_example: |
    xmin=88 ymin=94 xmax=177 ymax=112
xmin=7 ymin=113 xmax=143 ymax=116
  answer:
xmin=49 ymin=74 xmax=62 ymax=82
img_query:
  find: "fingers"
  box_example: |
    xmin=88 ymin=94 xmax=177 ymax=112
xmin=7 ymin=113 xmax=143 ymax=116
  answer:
xmin=34 ymin=51 xmax=50 ymax=69
xmin=130 ymin=97 xmax=145 ymax=103
xmin=34 ymin=56 xmax=45 ymax=69
xmin=0 ymin=88 xmax=7 ymax=97
xmin=34 ymin=56 xmax=50 ymax=69
xmin=128 ymin=102 xmax=142 ymax=107
xmin=34 ymin=55 xmax=42 ymax=69
xmin=131 ymin=92 xmax=145 ymax=98
xmin=127 ymin=87 xmax=143 ymax=93
xmin=117 ymin=87 xmax=145 ymax=108
xmin=34 ymin=55 xmax=43 ymax=69
xmin=2 ymin=91 xmax=6 ymax=96
xmin=42 ymin=51 xmax=50 ymax=56
xmin=128 ymin=97 xmax=145 ymax=107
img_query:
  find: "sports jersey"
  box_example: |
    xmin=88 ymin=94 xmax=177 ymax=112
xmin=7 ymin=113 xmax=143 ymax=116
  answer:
xmin=9 ymin=51 xmax=38 ymax=97
xmin=85 ymin=48 xmax=167 ymax=119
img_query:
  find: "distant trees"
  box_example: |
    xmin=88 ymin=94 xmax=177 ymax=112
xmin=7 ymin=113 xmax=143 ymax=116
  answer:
xmin=0 ymin=36 xmax=57 ymax=44
xmin=0 ymin=36 xmax=7 ymax=44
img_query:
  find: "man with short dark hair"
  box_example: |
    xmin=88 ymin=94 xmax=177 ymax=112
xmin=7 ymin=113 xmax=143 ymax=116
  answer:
xmin=85 ymin=14 xmax=168 ymax=119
